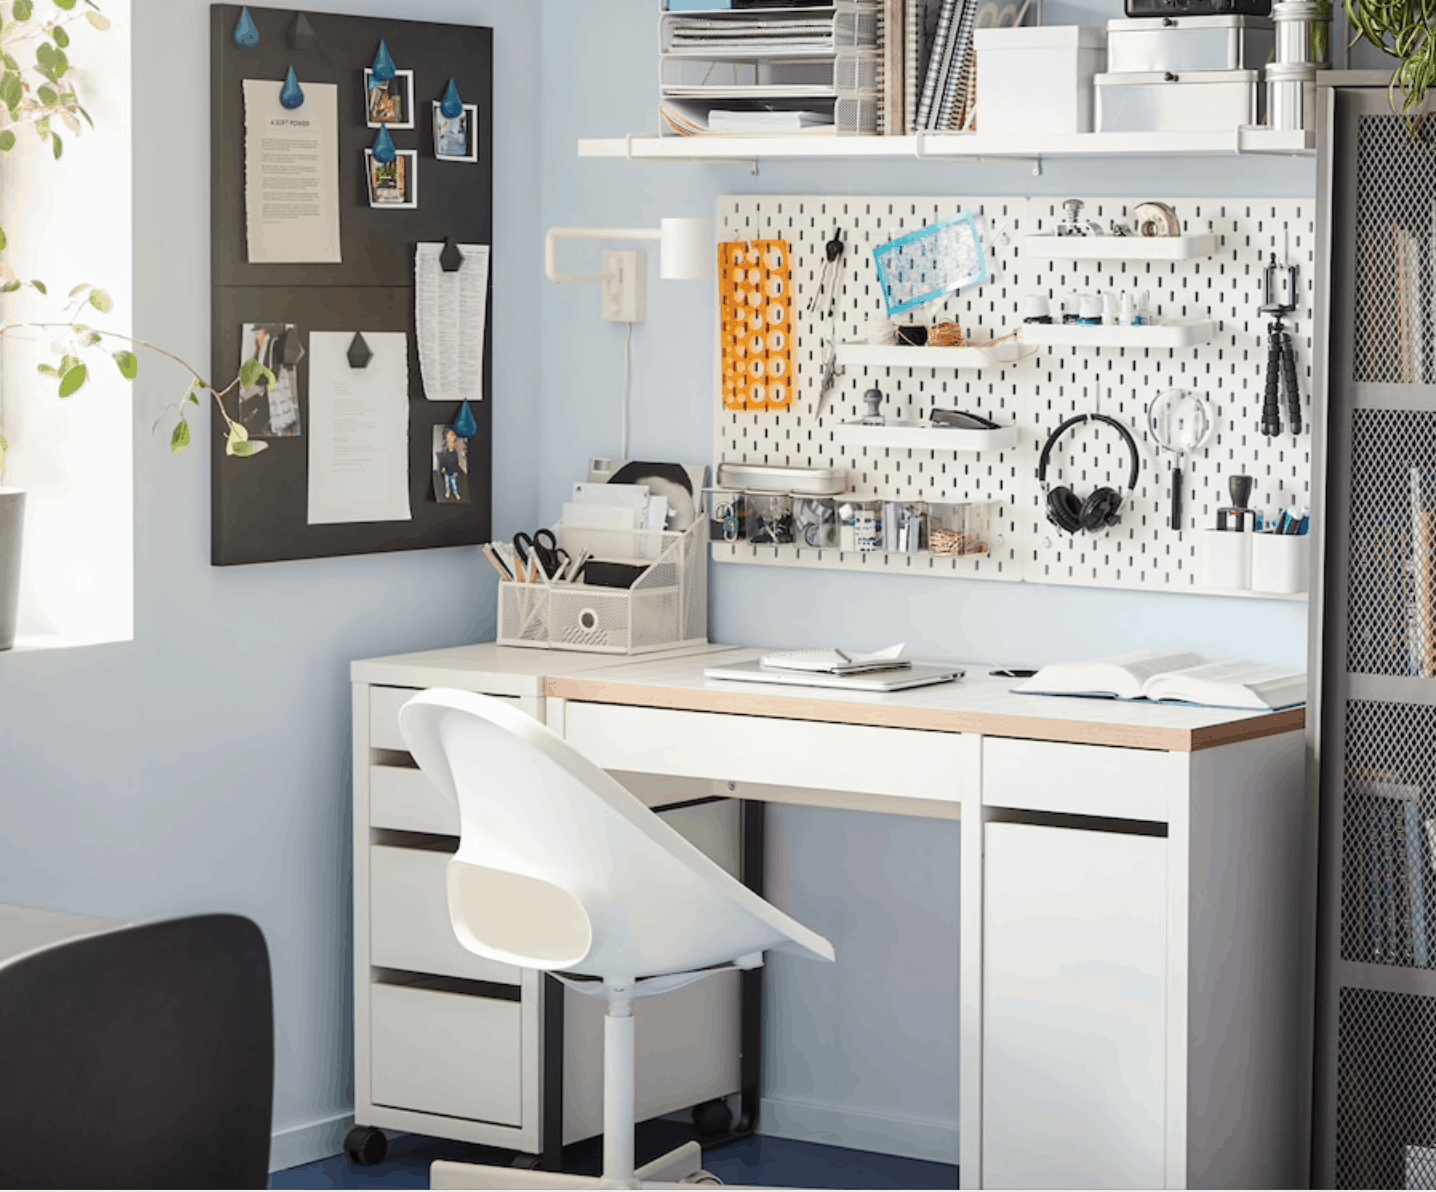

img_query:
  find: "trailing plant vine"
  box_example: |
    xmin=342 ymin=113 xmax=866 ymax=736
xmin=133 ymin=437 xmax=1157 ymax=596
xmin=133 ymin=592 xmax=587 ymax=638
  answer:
xmin=0 ymin=0 xmax=267 ymax=479
xmin=1344 ymin=0 xmax=1436 ymax=118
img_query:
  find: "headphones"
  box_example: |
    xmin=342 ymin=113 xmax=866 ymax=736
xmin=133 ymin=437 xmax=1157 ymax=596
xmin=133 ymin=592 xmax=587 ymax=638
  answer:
xmin=1036 ymin=413 xmax=1141 ymax=534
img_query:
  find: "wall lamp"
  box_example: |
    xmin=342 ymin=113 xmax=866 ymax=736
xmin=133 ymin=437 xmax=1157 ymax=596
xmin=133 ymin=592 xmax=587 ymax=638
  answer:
xmin=544 ymin=217 xmax=712 ymax=323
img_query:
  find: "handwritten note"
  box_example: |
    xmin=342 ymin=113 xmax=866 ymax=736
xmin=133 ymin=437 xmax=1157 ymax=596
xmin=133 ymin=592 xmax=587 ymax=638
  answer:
xmin=243 ymin=79 xmax=342 ymax=264
xmin=307 ymin=332 xmax=411 ymax=525
xmin=415 ymin=243 xmax=490 ymax=403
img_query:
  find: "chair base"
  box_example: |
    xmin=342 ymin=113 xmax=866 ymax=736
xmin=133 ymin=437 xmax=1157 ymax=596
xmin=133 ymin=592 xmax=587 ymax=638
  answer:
xmin=431 ymin=1139 xmax=714 ymax=1189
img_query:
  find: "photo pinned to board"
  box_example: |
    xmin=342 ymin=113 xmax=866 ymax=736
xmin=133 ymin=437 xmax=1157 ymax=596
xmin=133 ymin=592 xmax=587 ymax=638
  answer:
xmin=433 ymin=101 xmax=478 ymax=162
xmin=237 ymin=322 xmax=304 ymax=438
xmin=366 ymin=148 xmax=418 ymax=209
xmin=432 ymin=424 xmax=470 ymax=505
xmin=364 ymin=68 xmax=414 ymax=128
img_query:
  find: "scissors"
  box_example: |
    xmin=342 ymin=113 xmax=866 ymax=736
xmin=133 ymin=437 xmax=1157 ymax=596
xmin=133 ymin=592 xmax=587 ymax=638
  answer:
xmin=513 ymin=529 xmax=570 ymax=581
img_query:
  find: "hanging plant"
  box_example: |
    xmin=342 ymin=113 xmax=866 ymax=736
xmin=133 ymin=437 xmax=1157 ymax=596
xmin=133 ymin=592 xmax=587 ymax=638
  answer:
xmin=1344 ymin=0 xmax=1436 ymax=119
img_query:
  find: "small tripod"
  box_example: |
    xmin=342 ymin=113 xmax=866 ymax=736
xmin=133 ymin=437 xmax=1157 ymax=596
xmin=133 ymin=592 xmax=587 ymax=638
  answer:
xmin=1260 ymin=254 xmax=1302 ymax=439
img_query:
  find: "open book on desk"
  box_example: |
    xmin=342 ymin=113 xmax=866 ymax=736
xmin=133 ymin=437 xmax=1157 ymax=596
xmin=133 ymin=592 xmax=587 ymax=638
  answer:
xmin=1012 ymin=650 xmax=1307 ymax=711
xmin=760 ymin=644 xmax=911 ymax=676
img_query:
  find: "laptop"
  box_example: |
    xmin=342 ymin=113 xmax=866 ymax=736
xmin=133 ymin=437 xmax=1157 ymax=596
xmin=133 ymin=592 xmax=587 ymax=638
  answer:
xmin=703 ymin=658 xmax=964 ymax=693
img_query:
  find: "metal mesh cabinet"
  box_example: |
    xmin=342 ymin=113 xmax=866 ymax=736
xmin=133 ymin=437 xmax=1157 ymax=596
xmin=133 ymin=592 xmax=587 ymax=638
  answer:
xmin=1313 ymin=74 xmax=1436 ymax=1189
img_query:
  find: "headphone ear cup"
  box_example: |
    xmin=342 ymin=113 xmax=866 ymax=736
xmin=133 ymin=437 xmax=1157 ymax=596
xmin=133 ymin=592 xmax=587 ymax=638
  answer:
xmin=1046 ymin=486 xmax=1084 ymax=534
xmin=1080 ymin=486 xmax=1123 ymax=532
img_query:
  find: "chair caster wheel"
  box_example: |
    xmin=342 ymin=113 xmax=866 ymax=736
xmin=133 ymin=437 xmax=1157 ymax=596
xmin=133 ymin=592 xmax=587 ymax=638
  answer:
xmin=682 ymin=1172 xmax=724 ymax=1185
xmin=344 ymin=1125 xmax=388 ymax=1167
xmin=510 ymin=1153 xmax=544 ymax=1170
xmin=692 ymin=1098 xmax=733 ymax=1137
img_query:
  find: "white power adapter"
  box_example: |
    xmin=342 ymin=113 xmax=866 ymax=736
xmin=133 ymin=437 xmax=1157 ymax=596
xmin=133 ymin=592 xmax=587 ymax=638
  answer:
xmin=600 ymin=249 xmax=646 ymax=323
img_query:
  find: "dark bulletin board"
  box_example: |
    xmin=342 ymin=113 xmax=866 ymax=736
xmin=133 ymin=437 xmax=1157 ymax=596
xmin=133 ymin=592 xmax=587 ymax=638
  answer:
xmin=209 ymin=4 xmax=493 ymax=565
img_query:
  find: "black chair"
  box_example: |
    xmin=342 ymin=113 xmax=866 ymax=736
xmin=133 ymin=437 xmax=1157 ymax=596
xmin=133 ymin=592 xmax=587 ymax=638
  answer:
xmin=0 ymin=913 xmax=274 ymax=1189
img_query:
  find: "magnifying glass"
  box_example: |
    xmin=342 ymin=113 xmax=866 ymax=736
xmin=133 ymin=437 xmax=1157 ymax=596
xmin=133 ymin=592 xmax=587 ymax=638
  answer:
xmin=1147 ymin=388 xmax=1212 ymax=532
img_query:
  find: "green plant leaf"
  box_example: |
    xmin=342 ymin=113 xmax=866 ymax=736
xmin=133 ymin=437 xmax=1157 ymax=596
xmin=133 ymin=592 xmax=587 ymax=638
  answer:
xmin=229 ymin=422 xmax=250 ymax=443
xmin=29 ymin=279 xmax=45 ymax=294
xmin=112 ymin=350 xmax=138 ymax=379
xmin=186 ymin=389 xmax=202 ymax=405
xmin=229 ymin=438 xmax=265 ymax=457
xmin=2 ymin=55 xmax=19 ymax=73
xmin=86 ymin=288 xmax=110 ymax=313
xmin=170 ymin=418 xmax=191 ymax=453
xmin=239 ymin=358 xmax=264 ymax=390
xmin=81 ymin=330 xmax=100 ymax=347
xmin=12 ymin=0 xmax=31 ymax=19
xmin=53 ymin=0 xmax=76 ymax=9
xmin=37 ymin=84 xmax=55 ymax=106
xmin=50 ymin=129 xmax=61 ymax=159
xmin=0 ymin=129 xmax=15 ymax=153
xmin=34 ymin=115 xmax=49 ymax=140
xmin=83 ymin=10 xmax=106 ymax=29
xmin=35 ymin=41 xmax=53 ymax=70
xmin=35 ymin=362 xmax=58 ymax=377
xmin=57 ymin=361 xmax=86 ymax=396
xmin=1 ymin=71 xmax=23 ymax=113
xmin=68 ymin=282 xmax=89 ymax=298
xmin=0 ymin=225 xmax=6 ymax=252
xmin=52 ymin=25 xmax=68 ymax=47
xmin=2 ymin=281 xmax=22 ymax=294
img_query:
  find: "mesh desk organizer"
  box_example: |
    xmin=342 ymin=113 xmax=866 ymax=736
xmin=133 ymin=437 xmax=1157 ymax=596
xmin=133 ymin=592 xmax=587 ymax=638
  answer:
xmin=496 ymin=521 xmax=707 ymax=654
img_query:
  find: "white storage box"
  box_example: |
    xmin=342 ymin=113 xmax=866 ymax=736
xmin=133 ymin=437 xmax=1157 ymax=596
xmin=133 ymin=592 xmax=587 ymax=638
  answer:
xmin=974 ymin=26 xmax=1106 ymax=135
xmin=1105 ymin=16 xmax=1274 ymax=74
xmin=1095 ymin=69 xmax=1263 ymax=133
xmin=496 ymin=521 xmax=707 ymax=654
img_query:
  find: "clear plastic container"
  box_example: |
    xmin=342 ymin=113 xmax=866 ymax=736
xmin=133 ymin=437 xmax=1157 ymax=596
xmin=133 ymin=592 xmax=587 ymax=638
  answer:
xmin=792 ymin=494 xmax=839 ymax=548
xmin=746 ymin=491 xmax=795 ymax=545
xmin=837 ymin=498 xmax=883 ymax=552
xmin=928 ymin=502 xmax=992 ymax=558
xmin=883 ymin=501 xmax=927 ymax=553
xmin=704 ymin=487 xmax=747 ymax=543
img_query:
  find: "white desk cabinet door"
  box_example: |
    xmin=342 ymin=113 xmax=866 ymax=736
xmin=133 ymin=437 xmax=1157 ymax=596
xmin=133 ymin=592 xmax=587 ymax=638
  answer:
xmin=983 ymin=822 xmax=1166 ymax=1190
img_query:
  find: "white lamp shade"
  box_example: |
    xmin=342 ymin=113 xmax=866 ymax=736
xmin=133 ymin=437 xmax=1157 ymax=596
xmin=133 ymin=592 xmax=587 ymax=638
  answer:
xmin=659 ymin=218 xmax=712 ymax=282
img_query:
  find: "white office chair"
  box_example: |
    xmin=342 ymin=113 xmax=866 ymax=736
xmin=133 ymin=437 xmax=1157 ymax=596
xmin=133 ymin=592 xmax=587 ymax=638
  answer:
xmin=399 ymin=689 xmax=835 ymax=1191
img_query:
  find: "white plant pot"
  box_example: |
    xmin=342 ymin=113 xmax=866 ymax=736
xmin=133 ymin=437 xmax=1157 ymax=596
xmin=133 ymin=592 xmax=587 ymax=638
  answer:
xmin=0 ymin=487 xmax=23 ymax=650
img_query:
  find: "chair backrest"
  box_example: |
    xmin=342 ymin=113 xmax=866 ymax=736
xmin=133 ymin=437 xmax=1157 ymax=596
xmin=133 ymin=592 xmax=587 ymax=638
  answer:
xmin=400 ymin=688 xmax=835 ymax=982
xmin=0 ymin=913 xmax=274 ymax=1190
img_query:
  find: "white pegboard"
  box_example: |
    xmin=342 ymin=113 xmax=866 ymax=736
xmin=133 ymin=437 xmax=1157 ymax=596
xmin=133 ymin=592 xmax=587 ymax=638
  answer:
xmin=712 ymin=194 xmax=1315 ymax=597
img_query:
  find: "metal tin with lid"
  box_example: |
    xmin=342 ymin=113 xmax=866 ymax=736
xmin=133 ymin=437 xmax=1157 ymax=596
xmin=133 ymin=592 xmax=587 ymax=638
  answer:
xmin=1106 ymin=15 xmax=1274 ymax=73
xmin=716 ymin=461 xmax=847 ymax=496
xmin=1095 ymin=69 xmax=1264 ymax=133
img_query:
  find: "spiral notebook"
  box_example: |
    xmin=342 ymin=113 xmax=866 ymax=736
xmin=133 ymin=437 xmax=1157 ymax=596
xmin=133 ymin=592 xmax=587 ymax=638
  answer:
xmin=704 ymin=657 xmax=963 ymax=693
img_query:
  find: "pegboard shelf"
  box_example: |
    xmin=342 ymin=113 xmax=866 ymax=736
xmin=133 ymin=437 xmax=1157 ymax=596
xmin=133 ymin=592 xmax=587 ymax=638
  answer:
xmin=1021 ymin=232 xmax=1217 ymax=261
xmin=834 ymin=342 xmax=1020 ymax=370
xmin=831 ymin=423 xmax=1019 ymax=452
xmin=1020 ymin=319 xmax=1216 ymax=350
xmin=578 ymin=126 xmax=1315 ymax=162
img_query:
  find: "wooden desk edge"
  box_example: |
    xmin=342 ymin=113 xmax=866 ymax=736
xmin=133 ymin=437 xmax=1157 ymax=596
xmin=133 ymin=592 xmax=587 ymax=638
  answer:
xmin=544 ymin=678 xmax=1306 ymax=753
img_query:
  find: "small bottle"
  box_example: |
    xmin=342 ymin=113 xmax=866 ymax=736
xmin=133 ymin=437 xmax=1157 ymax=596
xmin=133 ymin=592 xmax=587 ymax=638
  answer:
xmin=1102 ymin=293 xmax=1119 ymax=326
xmin=1134 ymin=290 xmax=1153 ymax=327
xmin=1118 ymin=293 xmax=1136 ymax=327
xmin=1078 ymin=295 xmax=1103 ymax=326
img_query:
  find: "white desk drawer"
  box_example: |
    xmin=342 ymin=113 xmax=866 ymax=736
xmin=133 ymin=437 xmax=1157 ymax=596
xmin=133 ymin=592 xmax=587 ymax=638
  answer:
xmin=370 ymin=846 xmax=522 ymax=986
xmin=564 ymin=704 xmax=970 ymax=803
xmin=367 ymin=685 xmax=522 ymax=753
xmin=982 ymin=738 xmax=1178 ymax=821
xmin=370 ymin=764 xmax=459 ymax=836
xmin=371 ymin=982 xmax=522 ymax=1126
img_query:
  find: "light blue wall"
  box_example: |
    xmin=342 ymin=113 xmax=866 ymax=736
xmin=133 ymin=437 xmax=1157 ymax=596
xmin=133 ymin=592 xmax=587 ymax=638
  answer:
xmin=539 ymin=0 xmax=1318 ymax=1162
xmin=0 ymin=0 xmax=541 ymax=1165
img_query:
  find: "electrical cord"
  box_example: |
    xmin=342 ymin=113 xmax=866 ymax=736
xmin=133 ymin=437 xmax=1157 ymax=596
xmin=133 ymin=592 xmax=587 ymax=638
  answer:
xmin=620 ymin=320 xmax=633 ymax=461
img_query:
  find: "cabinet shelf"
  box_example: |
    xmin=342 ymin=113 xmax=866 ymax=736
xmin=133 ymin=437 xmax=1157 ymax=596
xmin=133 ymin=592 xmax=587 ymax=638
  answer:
xmin=577 ymin=127 xmax=1315 ymax=163
xmin=1021 ymin=232 xmax=1217 ymax=261
xmin=831 ymin=422 xmax=1019 ymax=452
xmin=1020 ymin=319 xmax=1215 ymax=350
xmin=833 ymin=342 xmax=1021 ymax=371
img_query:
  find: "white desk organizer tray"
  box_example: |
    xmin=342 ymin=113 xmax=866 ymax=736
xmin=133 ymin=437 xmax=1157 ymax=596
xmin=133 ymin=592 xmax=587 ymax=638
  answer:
xmin=496 ymin=521 xmax=708 ymax=655
xmin=712 ymin=193 xmax=1315 ymax=598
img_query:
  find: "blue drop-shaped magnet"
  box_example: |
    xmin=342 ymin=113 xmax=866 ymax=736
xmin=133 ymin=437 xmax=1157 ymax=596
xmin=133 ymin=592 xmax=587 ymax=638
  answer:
xmin=233 ymin=6 xmax=260 ymax=49
xmin=454 ymin=401 xmax=478 ymax=440
xmin=371 ymin=39 xmax=397 ymax=84
xmin=372 ymin=124 xmax=397 ymax=164
xmin=279 ymin=67 xmax=305 ymax=110
xmin=440 ymin=78 xmax=463 ymax=120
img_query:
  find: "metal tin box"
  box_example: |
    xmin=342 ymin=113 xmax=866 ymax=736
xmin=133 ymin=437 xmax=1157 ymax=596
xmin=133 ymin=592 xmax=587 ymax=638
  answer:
xmin=1094 ymin=69 xmax=1263 ymax=132
xmin=1105 ymin=16 xmax=1274 ymax=73
xmin=973 ymin=26 xmax=1107 ymax=134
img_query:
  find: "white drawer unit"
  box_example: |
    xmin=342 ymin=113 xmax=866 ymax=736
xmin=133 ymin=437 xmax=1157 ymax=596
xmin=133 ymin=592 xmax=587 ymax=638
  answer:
xmin=369 ymin=764 xmax=458 ymax=836
xmin=981 ymin=738 xmax=1178 ymax=821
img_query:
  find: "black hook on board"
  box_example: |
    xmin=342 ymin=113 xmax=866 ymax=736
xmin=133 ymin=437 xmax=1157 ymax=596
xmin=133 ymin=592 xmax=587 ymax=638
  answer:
xmin=347 ymin=332 xmax=373 ymax=369
xmin=439 ymin=238 xmax=464 ymax=272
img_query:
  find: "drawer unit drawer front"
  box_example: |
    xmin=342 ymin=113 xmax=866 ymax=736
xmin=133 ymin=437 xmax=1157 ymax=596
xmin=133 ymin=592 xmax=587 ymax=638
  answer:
xmin=983 ymin=738 xmax=1177 ymax=820
xmin=565 ymin=704 xmax=970 ymax=803
xmin=370 ymin=846 xmax=522 ymax=986
xmin=370 ymin=983 xmax=522 ymax=1126
xmin=368 ymin=685 xmax=522 ymax=753
xmin=370 ymin=765 xmax=459 ymax=835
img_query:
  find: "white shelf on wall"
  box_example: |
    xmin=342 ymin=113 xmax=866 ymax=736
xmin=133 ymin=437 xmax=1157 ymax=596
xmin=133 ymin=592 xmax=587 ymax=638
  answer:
xmin=1021 ymin=232 xmax=1218 ymax=261
xmin=831 ymin=422 xmax=1019 ymax=452
xmin=834 ymin=342 xmax=1021 ymax=370
xmin=1020 ymin=319 xmax=1216 ymax=350
xmin=577 ymin=126 xmax=1315 ymax=163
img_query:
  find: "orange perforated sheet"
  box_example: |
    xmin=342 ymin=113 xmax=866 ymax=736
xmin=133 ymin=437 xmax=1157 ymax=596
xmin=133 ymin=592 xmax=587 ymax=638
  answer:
xmin=719 ymin=239 xmax=797 ymax=413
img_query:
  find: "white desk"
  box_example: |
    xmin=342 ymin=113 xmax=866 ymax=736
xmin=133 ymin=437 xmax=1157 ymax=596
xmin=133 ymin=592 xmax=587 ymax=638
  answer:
xmin=351 ymin=643 xmax=1313 ymax=1188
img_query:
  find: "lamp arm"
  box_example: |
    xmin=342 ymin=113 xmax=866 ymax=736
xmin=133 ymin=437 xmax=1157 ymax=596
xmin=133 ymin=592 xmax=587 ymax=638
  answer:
xmin=544 ymin=227 xmax=662 ymax=285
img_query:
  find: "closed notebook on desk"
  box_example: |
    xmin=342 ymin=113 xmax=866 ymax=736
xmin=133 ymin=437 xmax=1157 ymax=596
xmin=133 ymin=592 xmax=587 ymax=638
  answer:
xmin=704 ymin=658 xmax=963 ymax=692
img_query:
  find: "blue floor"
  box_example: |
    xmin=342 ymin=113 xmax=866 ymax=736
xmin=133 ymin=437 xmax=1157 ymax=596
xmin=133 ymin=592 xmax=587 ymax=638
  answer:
xmin=272 ymin=1120 xmax=959 ymax=1189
